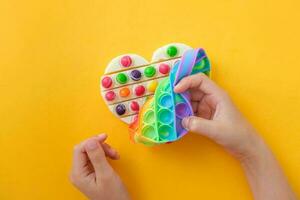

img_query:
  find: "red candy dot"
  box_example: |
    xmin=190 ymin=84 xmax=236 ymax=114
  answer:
xmin=159 ymin=63 xmax=170 ymax=74
xmin=105 ymin=91 xmax=116 ymax=101
xmin=120 ymin=55 xmax=132 ymax=67
xmin=130 ymin=101 xmax=140 ymax=111
xmin=135 ymin=85 xmax=145 ymax=96
xmin=101 ymin=76 xmax=112 ymax=88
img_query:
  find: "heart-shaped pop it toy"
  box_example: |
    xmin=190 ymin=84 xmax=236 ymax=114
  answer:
xmin=129 ymin=48 xmax=210 ymax=146
xmin=100 ymin=43 xmax=192 ymax=124
xmin=100 ymin=43 xmax=210 ymax=146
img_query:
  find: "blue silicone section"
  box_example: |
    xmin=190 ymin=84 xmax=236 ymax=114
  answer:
xmin=154 ymin=78 xmax=177 ymax=142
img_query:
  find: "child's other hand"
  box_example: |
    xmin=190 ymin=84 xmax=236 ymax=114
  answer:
xmin=174 ymin=73 xmax=262 ymax=161
xmin=70 ymin=134 xmax=130 ymax=200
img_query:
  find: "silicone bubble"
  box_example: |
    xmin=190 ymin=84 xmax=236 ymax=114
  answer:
xmin=129 ymin=48 xmax=211 ymax=146
xmin=143 ymin=110 xmax=155 ymax=124
xmin=158 ymin=125 xmax=173 ymax=139
xmin=142 ymin=125 xmax=156 ymax=139
xmin=175 ymin=103 xmax=190 ymax=119
xmin=158 ymin=109 xmax=173 ymax=124
xmin=159 ymin=94 xmax=173 ymax=108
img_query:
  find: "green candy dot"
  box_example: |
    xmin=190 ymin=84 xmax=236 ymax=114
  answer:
xmin=144 ymin=66 xmax=156 ymax=78
xmin=166 ymin=45 xmax=178 ymax=57
xmin=116 ymin=73 xmax=128 ymax=84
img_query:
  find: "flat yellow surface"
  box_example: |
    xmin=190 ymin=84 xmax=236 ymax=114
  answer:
xmin=0 ymin=0 xmax=300 ymax=199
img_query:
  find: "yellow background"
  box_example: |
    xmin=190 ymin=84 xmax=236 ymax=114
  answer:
xmin=0 ymin=0 xmax=299 ymax=199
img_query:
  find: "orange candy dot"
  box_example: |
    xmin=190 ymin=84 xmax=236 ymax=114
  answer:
xmin=119 ymin=87 xmax=130 ymax=97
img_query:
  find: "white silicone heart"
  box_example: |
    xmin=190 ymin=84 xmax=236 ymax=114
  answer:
xmin=100 ymin=43 xmax=192 ymax=124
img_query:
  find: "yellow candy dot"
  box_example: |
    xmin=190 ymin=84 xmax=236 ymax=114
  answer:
xmin=147 ymin=80 xmax=158 ymax=92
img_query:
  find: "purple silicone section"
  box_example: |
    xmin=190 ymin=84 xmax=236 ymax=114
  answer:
xmin=176 ymin=92 xmax=193 ymax=138
xmin=172 ymin=48 xmax=206 ymax=139
xmin=195 ymin=48 xmax=206 ymax=61
xmin=181 ymin=92 xmax=193 ymax=114
xmin=176 ymin=118 xmax=186 ymax=137
xmin=175 ymin=103 xmax=190 ymax=119
xmin=173 ymin=48 xmax=201 ymax=86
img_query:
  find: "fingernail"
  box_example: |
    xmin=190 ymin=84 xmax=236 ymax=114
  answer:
xmin=86 ymin=140 xmax=98 ymax=150
xmin=182 ymin=117 xmax=189 ymax=130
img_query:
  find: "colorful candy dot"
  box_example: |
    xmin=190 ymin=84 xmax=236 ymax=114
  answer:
xmin=101 ymin=76 xmax=112 ymax=88
xmin=144 ymin=66 xmax=156 ymax=78
xmin=115 ymin=104 xmax=126 ymax=115
xmin=130 ymin=70 xmax=142 ymax=81
xmin=135 ymin=85 xmax=145 ymax=96
xmin=159 ymin=63 xmax=170 ymax=74
xmin=119 ymin=87 xmax=130 ymax=97
xmin=120 ymin=55 xmax=132 ymax=67
xmin=116 ymin=73 xmax=128 ymax=84
xmin=147 ymin=80 xmax=158 ymax=92
xmin=130 ymin=101 xmax=139 ymax=111
xmin=105 ymin=91 xmax=116 ymax=101
xmin=166 ymin=45 xmax=178 ymax=57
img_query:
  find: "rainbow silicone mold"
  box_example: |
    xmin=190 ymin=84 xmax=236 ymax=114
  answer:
xmin=129 ymin=48 xmax=210 ymax=146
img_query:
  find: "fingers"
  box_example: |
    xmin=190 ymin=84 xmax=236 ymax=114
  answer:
xmin=182 ymin=116 xmax=219 ymax=140
xmin=95 ymin=134 xmax=119 ymax=160
xmin=84 ymin=138 xmax=112 ymax=179
xmin=71 ymin=134 xmax=108 ymax=176
xmin=174 ymin=73 xmax=224 ymax=96
xmin=71 ymin=134 xmax=119 ymax=176
xmin=102 ymin=143 xmax=120 ymax=160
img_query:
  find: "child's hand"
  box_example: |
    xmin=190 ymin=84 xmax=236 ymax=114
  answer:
xmin=70 ymin=134 xmax=130 ymax=200
xmin=174 ymin=73 xmax=262 ymax=161
xmin=175 ymin=73 xmax=297 ymax=200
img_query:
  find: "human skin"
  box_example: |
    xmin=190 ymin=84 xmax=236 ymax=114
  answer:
xmin=70 ymin=73 xmax=297 ymax=200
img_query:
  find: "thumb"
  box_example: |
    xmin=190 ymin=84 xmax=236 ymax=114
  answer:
xmin=182 ymin=116 xmax=219 ymax=140
xmin=85 ymin=139 xmax=111 ymax=178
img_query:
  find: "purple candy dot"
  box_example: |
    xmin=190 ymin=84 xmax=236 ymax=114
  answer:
xmin=175 ymin=103 xmax=190 ymax=119
xmin=130 ymin=70 xmax=142 ymax=81
xmin=115 ymin=104 xmax=126 ymax=115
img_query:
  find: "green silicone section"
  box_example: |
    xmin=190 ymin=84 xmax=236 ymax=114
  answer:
xmin=194 ymin=59 xmax=205 ymax=70
xmin=144 ymin=66 xmax=156 ymax=78
xmin=166 ymin=45 xmax=178 ymax=57
xmin=116 ymin=73 xmax=128 ymax=84
xmin=158 ymin=125 xmax=173 ymax=138
xmin=143 ymin=110 xmax=155 ymax=124
xmin=142 ymin=126 xmax=156 ymax=139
